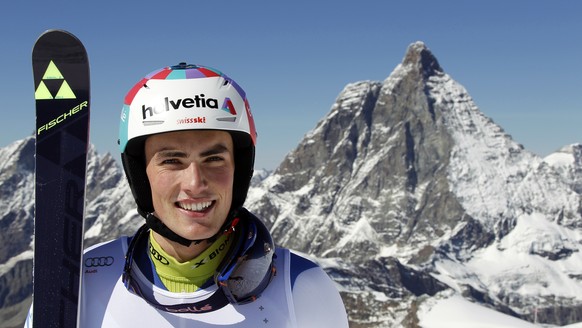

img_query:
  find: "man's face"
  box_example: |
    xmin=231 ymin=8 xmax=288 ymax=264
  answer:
xmin=145 ymin=130 xmax=235 ymax=241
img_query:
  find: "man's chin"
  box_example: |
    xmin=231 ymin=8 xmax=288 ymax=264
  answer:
xmin=177 ymin=227 xmax=221 ymax=244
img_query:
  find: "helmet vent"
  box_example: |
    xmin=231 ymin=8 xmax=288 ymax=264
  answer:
xmin=171 ymin=62 xmax=197 ymax=70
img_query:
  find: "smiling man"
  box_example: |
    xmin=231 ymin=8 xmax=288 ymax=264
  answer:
xmin=25 ymin=63 xmax=348 ymax=327
xmin=144 ymin=130 xmax=236 ymax=262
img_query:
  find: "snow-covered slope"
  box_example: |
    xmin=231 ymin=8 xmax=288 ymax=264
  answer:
xmin=419 ymin=293 xmax=540 ymax=328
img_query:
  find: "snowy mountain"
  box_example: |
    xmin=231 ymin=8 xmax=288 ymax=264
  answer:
xmin=1 ymin=42 xmax=581 ymax=327
xmin=246 ymin=42 xmax=582 ymax=327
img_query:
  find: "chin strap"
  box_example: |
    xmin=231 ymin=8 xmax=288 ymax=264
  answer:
xmin=141 ymin=208 xmax=239 ymax=247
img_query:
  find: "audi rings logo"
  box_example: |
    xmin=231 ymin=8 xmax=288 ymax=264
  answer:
xmin=85 ymin=256 xmax=114 ymax=267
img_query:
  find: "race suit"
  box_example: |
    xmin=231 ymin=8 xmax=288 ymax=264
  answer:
xmin=25 ymin=209 xmax=348 ymax=327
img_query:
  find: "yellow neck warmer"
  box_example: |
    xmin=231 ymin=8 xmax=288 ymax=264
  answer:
xmin=148 ymin=231 xmax=232 ymax=293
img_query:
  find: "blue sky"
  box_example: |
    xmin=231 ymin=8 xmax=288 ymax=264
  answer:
xmin=1 ymin=1 xmax=581 ymax=170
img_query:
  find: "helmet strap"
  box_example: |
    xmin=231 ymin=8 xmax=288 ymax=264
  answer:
xmin=142 ymin=210 xmax=238 ymax=247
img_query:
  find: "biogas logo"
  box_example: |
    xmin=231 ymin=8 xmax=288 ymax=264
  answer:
xmin=193 ymin=235 xmax=231 ymax=268
xmin=142 ymin=94 xmax=219 ymax=120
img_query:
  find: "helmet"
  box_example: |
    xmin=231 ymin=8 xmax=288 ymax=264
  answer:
xmin=119 ymin=63 xmax=257 ymax=245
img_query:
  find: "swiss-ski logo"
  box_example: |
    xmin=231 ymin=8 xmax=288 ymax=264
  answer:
xmin=34 ymin=60 xmax=76 ymax=100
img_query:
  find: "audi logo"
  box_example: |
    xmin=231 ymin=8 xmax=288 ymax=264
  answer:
xmin=85 ymin=256 xmax=114 ymax=267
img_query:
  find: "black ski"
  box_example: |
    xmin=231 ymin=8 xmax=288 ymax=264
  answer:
xmin=32 ymin=30 xmax=90 ymax=328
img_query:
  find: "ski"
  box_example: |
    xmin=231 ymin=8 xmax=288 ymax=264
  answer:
xmin=31 ymin=30 xmax=90 ymax=328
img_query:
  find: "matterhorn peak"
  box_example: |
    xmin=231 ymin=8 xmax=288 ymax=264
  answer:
xmin=402 ymin=41 xmax=443 ymax=77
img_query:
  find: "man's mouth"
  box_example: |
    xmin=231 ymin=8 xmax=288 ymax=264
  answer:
xmin=176 ymin=201 xmax=214 ymax=212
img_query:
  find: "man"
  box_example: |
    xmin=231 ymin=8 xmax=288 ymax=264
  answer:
xmin=26 ymin=63 xmax=348 ymax=327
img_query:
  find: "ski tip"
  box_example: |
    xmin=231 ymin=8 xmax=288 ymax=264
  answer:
xmin=33 ymin=29 xmax=87 ymax=57
xmin=35 ymin=29 xmax=85 ymax=46
xmin=39 ymin=28 xmax=75 ymax=35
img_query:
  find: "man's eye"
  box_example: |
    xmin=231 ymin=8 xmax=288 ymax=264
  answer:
xmin=161 ymin=158 xmax=181 ymax=165
xmin=207 ymin=156 xmax=223 ymax=162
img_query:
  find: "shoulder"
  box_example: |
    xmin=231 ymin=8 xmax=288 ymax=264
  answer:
xmin=84 ymin=236 xmax=128 ymax=257
xmin=283 ymin=249 xmax=349 ymax=328
xmin=288 ymin=251 xmax=318 ymax=288
xmin=287 ymin=250 xmax=334 ymax=291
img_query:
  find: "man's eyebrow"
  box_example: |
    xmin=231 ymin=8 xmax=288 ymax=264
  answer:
xmin=155 ymin=144 xmax=230 ymax=158
xmin=156 ymin=149 xmax=187 ymax=158
xmin=200 ymin=144 xmax=230 ymax=157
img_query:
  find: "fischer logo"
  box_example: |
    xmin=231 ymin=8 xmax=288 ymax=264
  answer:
xmin=142 ymin=94 xmax=218 ymax=119
xmin=37 ymin=100 xmax=88 ymax=135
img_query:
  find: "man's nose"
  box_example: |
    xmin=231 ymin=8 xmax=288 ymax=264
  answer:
xmin=183 ymin=162 xmax=207 ymax=192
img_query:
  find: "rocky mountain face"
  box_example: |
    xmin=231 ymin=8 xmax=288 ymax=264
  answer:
xmin=1 ymin=42 xmax=581 ymax=327
xmin=246 ymin=42 xmax=582 ymax=327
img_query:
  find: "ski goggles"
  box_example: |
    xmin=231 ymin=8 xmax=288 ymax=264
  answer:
xmin=122 ymin=211 xmax=276 ymax=313
xmin=215 ymin=213 xmax=276 ymax=304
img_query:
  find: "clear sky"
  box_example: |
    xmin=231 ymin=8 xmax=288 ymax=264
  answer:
xmin=1 ymin=1 xmax=581 ymax=170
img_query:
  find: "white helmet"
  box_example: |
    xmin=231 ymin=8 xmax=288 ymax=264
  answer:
xmin=119 ymin=63 xmax=257 ymax=245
